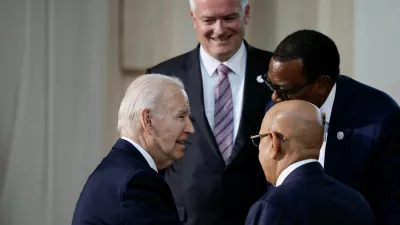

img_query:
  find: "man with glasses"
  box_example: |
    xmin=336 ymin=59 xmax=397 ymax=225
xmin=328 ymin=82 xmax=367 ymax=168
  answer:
xmin=263 ymin=29 xmax=400 ymax=225
xmin=246 ymin=100 xmax=375 ymax=225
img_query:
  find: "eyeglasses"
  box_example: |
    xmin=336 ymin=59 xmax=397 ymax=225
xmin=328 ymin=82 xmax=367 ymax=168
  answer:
xmin=250 ymin=132 xmax=288 ymax=147
xmin=262 ymin=74 xmax=314 ymax=100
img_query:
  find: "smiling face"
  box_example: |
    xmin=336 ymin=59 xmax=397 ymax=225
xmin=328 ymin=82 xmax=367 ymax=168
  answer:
xmin=150 ymin=87 xmax=195 ymax=167
xmin=191 ymin=0 xmax=249 ymax=62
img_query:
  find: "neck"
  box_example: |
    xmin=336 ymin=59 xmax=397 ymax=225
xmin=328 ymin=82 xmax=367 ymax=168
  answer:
xmin=134 ymin=133 xmax=172 ymax=170
xmin=275 ymin=153 xmax=318 ymax=182
xmin=317 ymin=82 xmax=335 ymax=107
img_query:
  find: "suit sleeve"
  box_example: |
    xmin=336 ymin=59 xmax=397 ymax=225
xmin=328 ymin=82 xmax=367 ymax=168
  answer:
xmin=119 ymin=169 xmax=180 ymax=225
xmin=370 ymin=111 xmax=400 ymax=225
xmin=245 ymin=200 xmax=292 ymax=225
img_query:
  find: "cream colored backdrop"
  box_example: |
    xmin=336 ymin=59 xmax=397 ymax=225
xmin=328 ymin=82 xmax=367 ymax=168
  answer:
xmin=119 ymin=0 xmax=354 ymax=77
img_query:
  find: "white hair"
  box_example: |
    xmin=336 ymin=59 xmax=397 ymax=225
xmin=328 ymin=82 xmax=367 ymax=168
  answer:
xmin=117 ymin=74 xmax=185 ymax=137
xmin=189 ymin=0 xmax=248 ymax=11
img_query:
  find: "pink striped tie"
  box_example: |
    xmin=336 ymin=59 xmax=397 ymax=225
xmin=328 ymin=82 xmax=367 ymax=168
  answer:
xmin=214 ymin=64 xmax=234 ymax=164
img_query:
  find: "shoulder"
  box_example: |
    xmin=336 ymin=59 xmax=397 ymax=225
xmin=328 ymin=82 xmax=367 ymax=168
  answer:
xmin=120 ymin=168 xmax=165 ymax=195
xmin=246 ymin=196 xmax=293 ymax=225
xmin=86 ymin=148 xmax=154 ymax=190
xmin=339 ymin=75 xmax=399 ymax=114
xmin=147 ymin=49 xmax=196 ymax=74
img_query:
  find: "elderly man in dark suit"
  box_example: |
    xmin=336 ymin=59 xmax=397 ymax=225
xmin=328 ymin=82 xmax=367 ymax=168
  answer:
xmin=146 ymin=0 xmax=273 ymax=224
xmin=72 ymin=74 xmax=195 ymax=224
xmin=263 ymin=29 xmax=400 ymax=225
xmin=246 ymin=100 xmax=375 ymax=225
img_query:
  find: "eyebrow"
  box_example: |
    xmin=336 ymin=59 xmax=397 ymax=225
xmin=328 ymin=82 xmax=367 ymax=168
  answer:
xmin=177 ymin=108 xmax=190 ymax=115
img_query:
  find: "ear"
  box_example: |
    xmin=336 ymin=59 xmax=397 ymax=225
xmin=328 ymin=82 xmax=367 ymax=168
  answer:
xmin=316 ymin=75 xmax=331 ymax=95
xmin=140 ymin=108 xmax=153 ymax=135
xmin=190 ymin=11 xmax=197 ymax=29
xmin=269 ymin=132 xmax=281 ymax=160
xmin=244 ymin=4 xmax=250 ymax=25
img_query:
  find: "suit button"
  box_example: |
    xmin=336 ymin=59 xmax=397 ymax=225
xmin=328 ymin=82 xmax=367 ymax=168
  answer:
xmin=337 ymin=131 xmax=344 ymax=140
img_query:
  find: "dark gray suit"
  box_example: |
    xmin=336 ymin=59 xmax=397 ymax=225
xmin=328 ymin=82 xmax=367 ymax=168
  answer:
xmin=147 ymin=42 xmax=273 ymax=225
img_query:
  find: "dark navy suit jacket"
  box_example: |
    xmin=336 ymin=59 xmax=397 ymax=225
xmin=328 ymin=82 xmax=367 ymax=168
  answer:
xmin=72 ymin=139 xmax=180 ymax=225
xmin=245 ymin=162 xmax=376 ymax=225
xmin=265 ymin=75 xmax=400 ymax=225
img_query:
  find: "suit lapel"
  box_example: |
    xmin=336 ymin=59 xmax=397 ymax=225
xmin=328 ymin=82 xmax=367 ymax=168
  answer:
xmin=324 ymin=75 xmax=354 ymax=175
xmin=181 ymin=47 xmax=223 ymax=163
xmin=229 ymin=44 xmax=271 ymax=164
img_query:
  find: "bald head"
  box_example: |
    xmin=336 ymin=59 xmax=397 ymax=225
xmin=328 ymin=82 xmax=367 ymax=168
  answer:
xmin=263 ymin=100 xmax=324 ymax=154
xmin=258 ymin=100 xmax=324 ymax=185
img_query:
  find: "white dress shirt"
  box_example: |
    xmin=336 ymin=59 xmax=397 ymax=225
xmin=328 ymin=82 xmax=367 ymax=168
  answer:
xmin=276 ymin=159 xmax=318 ymax=186
xmin=121 ymin=136 xmax=158 ymax=172
xmin=200 ymin=42 xmax=246 ymax=141
xmin=318 ymin=83 xmax=337 ymax=167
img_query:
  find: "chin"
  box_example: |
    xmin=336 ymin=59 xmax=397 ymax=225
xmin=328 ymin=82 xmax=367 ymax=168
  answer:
xmin=172 ymin=149 xmax=184 ymax=161
xmin=176 ymin=151 xmax=184 ymax=160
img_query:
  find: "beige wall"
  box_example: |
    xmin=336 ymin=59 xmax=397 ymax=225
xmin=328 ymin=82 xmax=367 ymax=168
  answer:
xmin=106 ymin=0 xmax=356 ymax=147
xmin=117 ymin=0 xmax=354 ymax=75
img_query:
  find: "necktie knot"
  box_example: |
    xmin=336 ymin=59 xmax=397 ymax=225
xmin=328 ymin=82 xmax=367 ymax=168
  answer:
xmin=217 ymin=64 xmax=230 ymax=76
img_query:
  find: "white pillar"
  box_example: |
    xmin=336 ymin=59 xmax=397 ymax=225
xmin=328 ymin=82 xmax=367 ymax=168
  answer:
xmin=354 ymin=0 xmax=400 ymax=103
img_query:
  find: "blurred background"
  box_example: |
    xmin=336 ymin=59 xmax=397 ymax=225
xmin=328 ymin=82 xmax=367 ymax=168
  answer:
xmin=0 ymin=0 xmax=399 ymax=224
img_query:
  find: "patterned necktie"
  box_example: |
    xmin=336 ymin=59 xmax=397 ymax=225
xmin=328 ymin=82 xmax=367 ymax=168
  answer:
xmin=214 ymin=64 xmax=234 ymax=164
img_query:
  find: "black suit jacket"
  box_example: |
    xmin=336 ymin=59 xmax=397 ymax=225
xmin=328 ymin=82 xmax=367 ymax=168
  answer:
xmin=245 ymin=162 xmax=376 ymax=225
xmin=72 ymin=139 xmax=180 ymax=225
xmin=266 ymin=75 xmax=400 ymax=225
xmin=147 ymin=42 xmax=273 ymax=225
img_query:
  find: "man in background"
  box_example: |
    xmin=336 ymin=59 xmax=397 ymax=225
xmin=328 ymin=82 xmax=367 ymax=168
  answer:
xmin=72 ymin=74 xmax=194 ymax=224
xmin=246 ymin=100 xmax=375 ymax=225
xmin=264 ymin=29 xmax=400 ymax=225
xmin=147 ymin=0 xmax=273 ymax=224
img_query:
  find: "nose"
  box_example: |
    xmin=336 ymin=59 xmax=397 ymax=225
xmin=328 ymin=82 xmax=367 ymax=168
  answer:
xmin=185 ymin=118 xmax=195 ymax=134
xmin=213 ymin=20 xmax=227 ymax=35
xmin=271 ymin=90 xmax=282 ymax=103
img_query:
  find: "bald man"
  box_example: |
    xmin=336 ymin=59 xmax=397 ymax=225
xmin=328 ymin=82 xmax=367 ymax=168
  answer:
xmin=245 ymin=100 xmax=375 ymax=225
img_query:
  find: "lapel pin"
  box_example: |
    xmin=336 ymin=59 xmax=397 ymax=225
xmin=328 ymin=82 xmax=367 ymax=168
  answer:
xmin=256 ymin=75 xmax=264 ymax=83
xmin=337 ymin=131 xmax=344 ymax=140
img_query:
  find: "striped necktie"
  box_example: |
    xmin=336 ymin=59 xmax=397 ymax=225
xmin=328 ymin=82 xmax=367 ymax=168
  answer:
xmin=214 ymin=64 xmax=234 ymax=164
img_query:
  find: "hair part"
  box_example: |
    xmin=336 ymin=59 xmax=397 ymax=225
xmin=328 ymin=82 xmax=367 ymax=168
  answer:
xmin=189 ymin=0 xmax=248 ymax=11
xmin=273 ymin=29 xmax=340 ymax=81
xmin=117 ymin=74 xmax=184 ymax=137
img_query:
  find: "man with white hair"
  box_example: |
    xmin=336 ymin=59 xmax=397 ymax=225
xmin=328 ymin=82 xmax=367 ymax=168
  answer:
xmin=147 ymin=0 xmax=273 ymax=224
xmin=72 ymin=74 xmax=195 ymax=225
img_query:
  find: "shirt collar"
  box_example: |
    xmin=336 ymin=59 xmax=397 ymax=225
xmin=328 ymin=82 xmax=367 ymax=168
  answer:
xmin=121 ymin=136 xmax=158 ymax=172
xmin=319 ymin=83 xmax=337 ymax=123
xmin=275 ymin=159 xmax=318 ymax=186
xmin=199 ymin=42 xmax=246 ymax=76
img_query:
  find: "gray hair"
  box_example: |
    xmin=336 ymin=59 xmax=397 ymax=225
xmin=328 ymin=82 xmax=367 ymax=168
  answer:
xmin=117 ymin=74 xmax=185 ymax=137
xmin=189 ymin=0 xmax=248 ymax=11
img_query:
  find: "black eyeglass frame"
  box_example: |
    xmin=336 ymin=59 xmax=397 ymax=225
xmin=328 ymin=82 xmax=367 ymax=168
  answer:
xmin=262 ymin=74 xmax=315 ymax=100
xmin=250 ymin=132 xmax=288 ymax=147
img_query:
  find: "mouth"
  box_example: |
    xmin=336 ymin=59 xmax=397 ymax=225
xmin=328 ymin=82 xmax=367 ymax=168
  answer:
xmin=211 ymin=35 xmax=233 ymax=43
xmin=176 ymin=140 xmax=186 ymax=148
